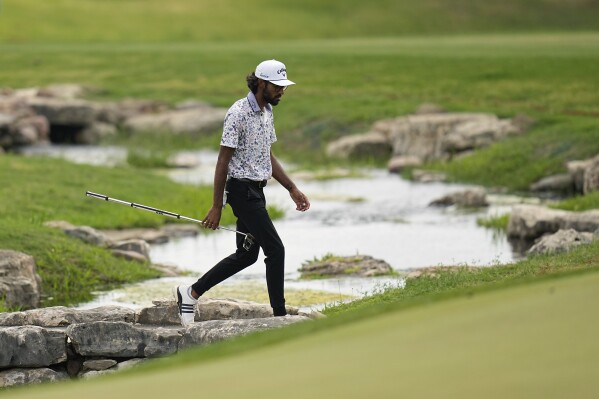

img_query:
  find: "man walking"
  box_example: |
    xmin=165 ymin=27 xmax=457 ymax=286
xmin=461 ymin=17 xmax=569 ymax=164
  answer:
xmin=174 ymin=59 xmax=310 ymax=326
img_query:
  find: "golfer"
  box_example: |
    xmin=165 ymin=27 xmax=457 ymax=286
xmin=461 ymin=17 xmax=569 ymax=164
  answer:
xmin=174 ymin=59 xmax=310 ymax=326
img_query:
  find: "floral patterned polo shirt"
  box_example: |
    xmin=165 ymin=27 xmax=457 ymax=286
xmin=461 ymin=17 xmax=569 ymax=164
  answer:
xmin=221 ymin=91 xmax=277 ymax=181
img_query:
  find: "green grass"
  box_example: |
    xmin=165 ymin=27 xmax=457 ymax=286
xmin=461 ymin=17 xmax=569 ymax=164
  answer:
xmin=0 ymin=219 xmax=160 ymax=307
xmin=2 ymin=0 xmax=598 ymax=43
xmin=426 ymin=116 xmax=599 ymax=192
xmin=0 ymin=155 xmax=230 ymax=229
xmin=552 ymin=190 xmax=599 ymax=211
xmin=476 ymin=214 xmax=510 ymax=231
xmin=2 ymin=34 xmax=599 ymax=177
xmin=0 ymin=155 xmax=240 ymax=305
xmin=325 ymin=241 xmax=599 ymax=315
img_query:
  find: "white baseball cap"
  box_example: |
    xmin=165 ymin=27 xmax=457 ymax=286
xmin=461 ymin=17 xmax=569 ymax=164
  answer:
xmin=255 ymin=59 xmax=295 ymax=87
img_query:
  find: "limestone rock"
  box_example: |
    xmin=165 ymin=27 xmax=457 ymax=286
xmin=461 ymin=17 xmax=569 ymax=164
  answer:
xmin=326 ymin=131 xmax=392 ymax=160
xmin=328 ymin=112 xmax=526 ymax=166
xmin=136 ymin=299 xmax=299 ymax=325
xmin=0 ymin=306 xmax=136 ymax=327
xmin=110 ymin=239 xmax=150 ymax=259
xmin=65 ymin=226 xmax=112 ymax=246
xmin=429 ymin=187 xmax=488 ymax=207
xmin=83 ymin=359 xmax=118 ymax=371
xmin=77 ymin=122 xmax=117 ymax=144
xmin=101 ymin=228 xmax=170 ymax=244
xmin=566 ymin=158 xmax=594 ymax=194
xmin=530 ymin=174 xmax=574 ymax=195
xmin=528 ymin=229 xmax=595 ymax=255
xmin=27 ymin=97 xmax=98 ymax=125
xmin=507 ymin=205 xmax=599 ymax=240
xmin=67 ymin=322 xmax=182 ymax=358
xmin=583 ymin=155 xmax=599 ymax=194
xmin=37 ymin=83 xmax=91 ymax=100
xmin=0 ymin=250 xmax=42 ymax=309
xmin=0 ymin=368 xmax=69 ymax=388
xmin=378 ymin=113 xmax=514 ymax=161
xmin=0 ymin=326 xmax=67 ymax=368
xmin=79 ymin=369 xmax=116 ymax=379
xmin=180 ymin=316 xmax=309 ymax=348
xmin=442 ymin=116 xmax=519 ymax=153
xmin=150 ymin=263 xmax=183 ymax=277
xmin=136 ymin=301 xmax=181 ymax=325
xmin=197 ymin=298 xmax=299 ymax=321
xmin=110 ymin=249 xmax=149 ymax=263
xmin=115 ymin=358 xmax=148 ymax=371
xmin=10 ymin=114 xmax=50 ymax=145
xmin=101 ymin=224 xmax=199 ymax=245
xmin=299 ymin=255 xmax=394 ymax=278
xmin=123 ymin=107 xmax=226 ymax=135
xmin=387 ymin=155 xmax=422 ymax=173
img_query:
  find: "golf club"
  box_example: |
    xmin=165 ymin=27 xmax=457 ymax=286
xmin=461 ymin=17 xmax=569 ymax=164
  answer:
xmin=85 ymin=191 xmax=255 ymax=250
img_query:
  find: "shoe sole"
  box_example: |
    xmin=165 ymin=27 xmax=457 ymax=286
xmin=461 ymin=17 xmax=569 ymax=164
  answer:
xmin=173 ymin=286 xmax=195 ymax=327
xmin=173 ymin=286 xmax=183 ymax=320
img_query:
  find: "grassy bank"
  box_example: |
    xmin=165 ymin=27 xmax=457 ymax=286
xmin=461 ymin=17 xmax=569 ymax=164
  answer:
xmin=428 ymin=116 xmax=599 ymax=193
xmin=0 ymin=155 xmax=239 ymax=306
xmin=325 ymin=241 xmax=599 ymax=315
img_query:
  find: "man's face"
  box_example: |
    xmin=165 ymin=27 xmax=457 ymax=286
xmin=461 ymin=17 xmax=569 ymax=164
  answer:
xmin=263 ymin=82 xmax=286 ymax=106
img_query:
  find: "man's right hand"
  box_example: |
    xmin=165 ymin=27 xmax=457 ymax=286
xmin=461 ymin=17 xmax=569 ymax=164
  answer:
xmin=202 ymin=206 xmax=222 ymax=230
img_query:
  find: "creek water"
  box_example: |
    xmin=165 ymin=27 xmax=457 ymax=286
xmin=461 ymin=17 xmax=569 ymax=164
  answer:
xmin=22 ymin=145 xmax=524 ymax=311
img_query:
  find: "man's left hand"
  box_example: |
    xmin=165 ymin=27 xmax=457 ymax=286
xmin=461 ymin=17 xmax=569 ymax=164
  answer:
xmin=290 ymin=187 xmax=310 ymax=212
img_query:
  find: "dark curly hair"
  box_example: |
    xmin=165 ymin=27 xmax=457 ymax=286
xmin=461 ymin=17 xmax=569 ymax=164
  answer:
xmin=246 ymin=72 xmax=260 ymax=94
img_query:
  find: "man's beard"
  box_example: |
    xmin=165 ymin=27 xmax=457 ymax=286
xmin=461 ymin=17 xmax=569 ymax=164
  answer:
xmin=263 ymin=89 xmax=281 ymax=106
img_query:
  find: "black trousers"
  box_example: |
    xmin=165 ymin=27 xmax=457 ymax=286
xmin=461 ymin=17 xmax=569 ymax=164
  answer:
xmin=191 ymin=178 xmax=287 ymax=316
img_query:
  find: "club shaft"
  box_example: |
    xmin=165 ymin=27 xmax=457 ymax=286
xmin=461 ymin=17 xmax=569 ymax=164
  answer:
xmin=85 ymin=191 xmax=246 ymax=237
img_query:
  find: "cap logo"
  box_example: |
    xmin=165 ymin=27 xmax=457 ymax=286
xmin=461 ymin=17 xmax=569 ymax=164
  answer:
xmin=277 ymin=68 xmax=287 ymax=77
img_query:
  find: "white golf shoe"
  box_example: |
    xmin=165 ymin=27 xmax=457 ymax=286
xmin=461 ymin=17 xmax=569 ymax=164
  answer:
xmin=173 ymin=285 xmax=196 ymax=327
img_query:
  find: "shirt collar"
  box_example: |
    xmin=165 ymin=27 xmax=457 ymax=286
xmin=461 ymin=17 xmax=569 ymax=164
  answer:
xmin=247 ymin=91 xmax=272 ymax=113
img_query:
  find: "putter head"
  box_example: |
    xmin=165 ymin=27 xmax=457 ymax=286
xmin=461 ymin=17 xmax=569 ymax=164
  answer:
xmin=243 ymin=234 xmax=255 ymax=251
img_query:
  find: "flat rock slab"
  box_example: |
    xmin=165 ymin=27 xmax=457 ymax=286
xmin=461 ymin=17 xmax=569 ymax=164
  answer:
xmin=507 ymin=205 xmax=599 ymax=240
xmin=67 ymin=321 xmax=182 ymax=358
xmin=299 ymin=255 xmax=394 ymax=278
xmin=0 ymin=305 xmax=135 ymax=327
xmin=0 ymin=250 xmax=42 ymax=309
xmin=137 ymin=299 xmax=300 ymax=325
xmin=0 ymin=326 xmax=67 ymax=368
xmin=83 ymin=359 xmax=118 ymax=371
xmin=528 ymin=228 xmax=596 ymax=255
xmin=0 ymin=367 xmax=69 ymax=388
xmin=180 ymin=316 xmax=309 ymax=348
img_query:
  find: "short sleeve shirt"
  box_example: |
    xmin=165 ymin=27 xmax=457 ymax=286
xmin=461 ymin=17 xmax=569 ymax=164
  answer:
xmin=221 ymin=92 xmax=277 ymax=181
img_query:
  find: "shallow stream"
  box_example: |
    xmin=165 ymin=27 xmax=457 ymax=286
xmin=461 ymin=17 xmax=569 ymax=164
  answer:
xmin=22 ymin=145 xmax=526 ymax=311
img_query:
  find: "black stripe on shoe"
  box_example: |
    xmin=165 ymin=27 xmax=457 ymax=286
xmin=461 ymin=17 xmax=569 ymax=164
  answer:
xmin=181 ymin=304 xmax=195 ymax=314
